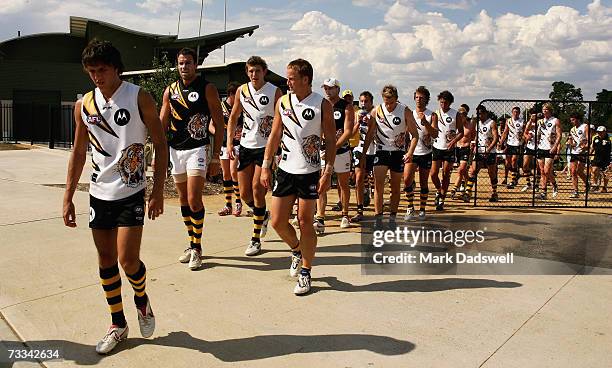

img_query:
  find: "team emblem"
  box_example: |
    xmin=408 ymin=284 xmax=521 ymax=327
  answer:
xmin=393 ymin=117 xmax=401 ymax=125
xmin=394 ymin=132 xmax=406 ymax=149
xmin=259 ymin=96 xmax=269 ymax=105
xmin=188 ymin=92 xmax=199 ymax=102
xmin=114 ymin=109 xmax=130 ymax=126
xmin=258 ymin=115 xmax=273 ymax=138
xmin=334 ymin=111 xmax=342 ymax=120
xmin=187 ymin=113 xmax=209 ymax=140
xmin=116 ymin=143 xmax=145 ymax=188
xmin=302 ymin=108 xmax=315 ymax=120
xmin=301 ymin=135 xmax=321 ymax=167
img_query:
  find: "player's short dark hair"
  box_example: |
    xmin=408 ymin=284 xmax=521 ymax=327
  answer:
xmin=414 ymin=86 xmax=430 ymax=104
xmin=81 ymin=39 xmax=124 ymax=74
xmin=437 ymin=90 xmax=454 ymax=104
xmin=177 ymin=47 xmax=197 ymax=63
xmin=360 ymin=91 xmax=373 ymax=103
xmin=476 ymin=105 xmax=488 ymax=114
xmin=226 ymin=82 xmax=240 ymax=96
xmin=512 ymin=106 xmax=521 ymax=112
xmin=569 ymin=112 xmax=582 ymax=121
xmin=287 ymin=58 xmax=313 ymax=85
xmin=460 ymin=104 xmax=470 ymax=113
xmin=246 ymin=56 xmax=268 ymax=71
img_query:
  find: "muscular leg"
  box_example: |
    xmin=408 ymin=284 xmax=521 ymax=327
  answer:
xmin=374 ymin=166 xmax=388 ymax=215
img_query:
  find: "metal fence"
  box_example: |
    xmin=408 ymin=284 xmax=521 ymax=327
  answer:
xmin=0 ymin=102 xmax=75 ymax=148
xmin=474 ymin=99 xmax=612 ymax=208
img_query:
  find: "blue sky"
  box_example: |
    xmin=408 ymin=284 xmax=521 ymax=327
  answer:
xmin=1 ymin=0 xmax=611 ymax=108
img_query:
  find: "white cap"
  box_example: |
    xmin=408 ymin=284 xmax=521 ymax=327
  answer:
xmin=597 ymin=125 xmax=606 ymax=132
xmin=321 ymin=78 xmax=340 ymax=88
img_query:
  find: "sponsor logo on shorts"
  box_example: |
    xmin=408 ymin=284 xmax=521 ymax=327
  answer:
xmin=309 ymin=184 xmax=317 ymax=192
xmin=188 ymin=92 xmax=199 ymax=102
xmin=273 ymin=180 xmax=279 ymax=192
xmin=134 ymin=206 xmax=144 ymax=215
xmin=89 ymin=207 xmax=96 ymax=222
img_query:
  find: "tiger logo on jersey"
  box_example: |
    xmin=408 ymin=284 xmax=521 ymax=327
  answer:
xmin=116 ymin=143 xmax=145 ymax=188
xmin=394 ymin=132 xmax=406 ymax=150
xmin=258 ymin=115 xmax=273 ymax=138
xmin=302 ymin=135 xmax=321 ymax=167
xmin=187 ymin=113 xmax=209 ymax=140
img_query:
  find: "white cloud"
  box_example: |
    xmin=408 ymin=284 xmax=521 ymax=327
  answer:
xmin=0 ymin=0 xmax=33 ymax=15
xmin=427 ymin=0 xmax=475 ymax=11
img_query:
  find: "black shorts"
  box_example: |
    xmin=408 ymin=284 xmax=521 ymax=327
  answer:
xmin=473 ymin=153 xmax=496 ymax=166
xmin=506 ymin=145 xmax=522 ymax=156
xmin=592 ymin=159 xmax=610 ymax=170
xmin=374 ymin=150 xmax=405 ymax=173
xmin=455 ymin=147 xmax=470 ymax=162
xmin=524 ymin=147 xmax=537 ymax=156
xmin=353 ymin=150 xmax=375 ymax=172
xmin=432 ymin=147 xmax=455 ymax=163
xmin=272 ymin=168 xmax=320 ymax=200
xmin=536 ymin=149 xmax=552 ymax=159
xmin=89 ymin=190 xmax=145 ymax=229
xmin=410 ymin=153 xmax=433 ymax=170
xmin=570 ymin=154 xmax=587 ymax=163
xmin=238 ymin=146 xmax=265 ymax=171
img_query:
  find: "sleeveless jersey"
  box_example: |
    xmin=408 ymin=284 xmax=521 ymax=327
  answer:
xmin=570 ymin=123 xmax=588 ymax=154
xmin=538 ymin=117 xmax=558 ymax=150
xmin=434 ymin=108 xmax=457 ymax=150
xmin=525 ymin=121 xmax=537 ymax=150
xmin=356 ymin=108 xmax=376 ymax=155
xmin=221 ymin=99 xmax=243 ymax=146
xmin=278 ymin=92 xmax=325 ymax=175
xmin=375 ymin=102 xmax=407 ymax=152
xmin=412 ymin=109 xmax=434 ymax=155
xmin=167 ymin=76 xmax=211 ymax=150
xmin=476 ymin=118 xmax=495 ymax=153
xmin=507 ymin=118 xmax=525 ymax=147
xmin=333 ymin=98 xmax=350 ymax=154
xmin=81 ymin=81 xmax=147 ymax=201
xmin=239 ymin=81 xmax=277 ymax=149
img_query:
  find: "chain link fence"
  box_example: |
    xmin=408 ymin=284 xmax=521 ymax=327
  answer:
xmin=472 ymin=99 xmax=612 ymax=208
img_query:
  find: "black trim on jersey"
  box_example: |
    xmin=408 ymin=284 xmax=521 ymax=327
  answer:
xmin=88 ymin=91 xmax=118 ymax=138
xmin=88 ymin=131 xmax=111 ymax=157
xmin=242 ymin=84 xmax=260 ymax=111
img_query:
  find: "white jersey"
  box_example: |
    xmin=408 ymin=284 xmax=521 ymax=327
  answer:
xmin=278 ymin=92 xmax=325 ymax=175
xmin=570 ymin=123 xmax=588 ymax=154
xmin=412 ymin=109 xmax=434 ymax=155
xmin=239 ymin=81 xmax=277 ymax=149
xmin=434 ymin=108 xmax=457 ymax=150
xmin=476 ymin=118 xmax=495 ymax=153
xmin=525 ymin=121 xmax=537 ymax=150
xmin=538 ymin=117 xmax=558 ymax=150
xmin=355 ymin=108 xmax=376 ymax=155
xmin=80 ymin=82 xmax=147 ymax=201
xmin=375 ymin=102 xmax=407 ymax=152
xmin=507 ymin=118 xmax=525 ymax=147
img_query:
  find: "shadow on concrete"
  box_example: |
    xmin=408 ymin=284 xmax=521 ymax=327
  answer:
xmin=1 ymin=332 xmax=414 ymax=365
xmin=312 ymin=276 xmax=522 ymax=294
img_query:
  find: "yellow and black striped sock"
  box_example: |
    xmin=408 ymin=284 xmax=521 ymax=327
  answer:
xmin=466 ymin=176 xmax=476 ymax=196
xmin=100 ymin=264 xmax=126 ymax=327
xmin=126 ymin=261 xmax=148 ymax=308
xmin=180 ymin=206 xmax=193 ymax=245
xmin=233 ymin=181 xmax=241 ymax=204
xmin=252 ymin=206 xmax=266 ymax=243
xmin=405 ymin=184 xmax=415 ymax=208
xmin=419 ymin=188 xmax=429 ymax=211
xmin=190 ymin=208 xmax=204 ymax=251
xmin=222 ymin=180 xmax=233 ymax=208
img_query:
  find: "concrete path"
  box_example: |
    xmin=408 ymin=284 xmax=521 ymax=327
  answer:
xmin=0 ymin=147 xmax=610 ymax=367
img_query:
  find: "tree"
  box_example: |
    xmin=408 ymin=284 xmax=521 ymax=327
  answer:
xmin=548 ymin=81 xmax=586 ymax=131
xmin=127 ymin=54 xmax=176 ymax=107
xmin=591 ymin=89 xmax=612 ymax=130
